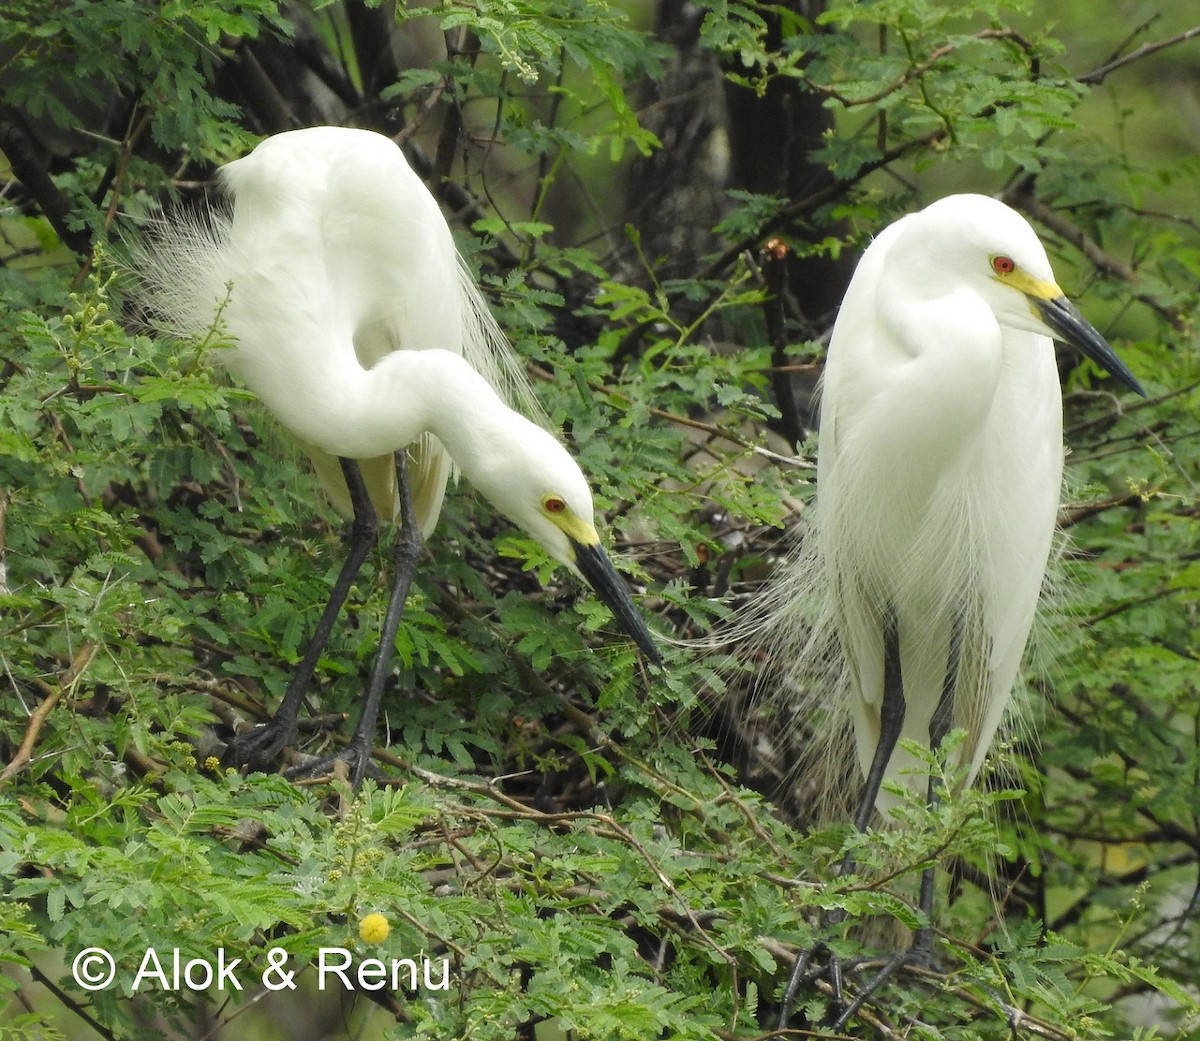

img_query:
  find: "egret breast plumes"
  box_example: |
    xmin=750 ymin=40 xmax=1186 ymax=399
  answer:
xmin=752 ymin=194 xmax=1143 ymax=823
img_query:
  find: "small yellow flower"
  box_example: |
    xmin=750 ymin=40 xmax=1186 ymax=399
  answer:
xmin=359 ymin=913 xmax=390 ymax=944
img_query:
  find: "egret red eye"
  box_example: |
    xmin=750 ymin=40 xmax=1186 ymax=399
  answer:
xmin=992 ymin=255 xmax=1015 ymax=275
xmin=544 ymin=497 xmax=566 ymax=514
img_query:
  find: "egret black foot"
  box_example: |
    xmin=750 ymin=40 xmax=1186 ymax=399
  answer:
xmin=227 ymin=719 xmax=297 ymax=774
xmin=775 ymin=939 xmax=845 ymax=1031
xmin=777 ymin=936 xmax=940 ymax=1032
xmin=827 ymin=942 xmax=941 ymax=1032
xmin=283 ymin=741 xmax=379 ymax=788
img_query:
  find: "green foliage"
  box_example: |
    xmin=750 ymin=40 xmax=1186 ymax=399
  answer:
xmin=2 ymin=0 xmax=1199 ymax=1038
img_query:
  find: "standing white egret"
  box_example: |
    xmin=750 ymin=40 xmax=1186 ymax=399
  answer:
xmin=138 ymin=126 xmax=661 ymax=783
xmin=772 ymin=193 xmax=1143 ymax=1024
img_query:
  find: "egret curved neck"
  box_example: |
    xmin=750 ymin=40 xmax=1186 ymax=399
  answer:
xmin=334 ymin=348 xmax=511 ymax=463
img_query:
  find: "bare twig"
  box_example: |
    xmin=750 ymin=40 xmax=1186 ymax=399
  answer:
xmin=1077 ymin=26 xmax=1200 ymax=85
xmin=0 ymin=643 xmax=97 ymax=783
xmin=28 ymin=962 xmax=119 ymax=1041
xmin=1059 ymin=491 xmax=1147 ymax=529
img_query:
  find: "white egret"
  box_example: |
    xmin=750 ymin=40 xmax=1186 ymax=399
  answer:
xmin=768 ymin=193 xmax=1143 ymax=1024
xmin=138 ymin=126 xmax=661 ymax=782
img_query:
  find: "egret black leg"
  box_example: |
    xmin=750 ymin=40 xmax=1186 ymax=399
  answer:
xmin=336 ymin=452 xmax=421 ymax=785
xmin=854 ymin=613 xmax=908 ymax=833
xmin=229 ymin=458 xmax=379 ymax=772
xmin=777 ymin=613 xmax=906 ymax=1027
xmin=825 ymin=614 xmax=963 ymax=1032
xmin=286 ymin=451 xmax=423 ymax=787
xmin=909 ymin=612 xmax=962 ymax=964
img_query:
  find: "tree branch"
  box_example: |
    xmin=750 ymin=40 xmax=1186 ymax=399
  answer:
xmin=0 ymin=106 xmax=93 ymax=257
xmin=1077 ymin=26 xmax=1200 ymax=85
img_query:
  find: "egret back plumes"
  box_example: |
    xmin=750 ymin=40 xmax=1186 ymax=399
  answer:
xmin=745 ymin=194 xmax=1142 ymax=823
xmin=136 ymin=125 xmax=662 ymax=690
xmin=138 ymin=125 xmax=539 ymax=535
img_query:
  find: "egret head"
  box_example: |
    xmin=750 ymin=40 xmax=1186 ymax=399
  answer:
xmin=914 ymin=195 xmax=1144 ymax=395
xmin=464 ymin=417 xmax=663 ymax=667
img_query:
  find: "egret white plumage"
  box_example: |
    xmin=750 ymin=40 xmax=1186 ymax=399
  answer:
xmin=820 ymin=193 xmax=1142 ymax=821
xmin=138 ymin=126 xmax=661 ymax=782
xmin=770 ymin=193 xmax=1143 ymax=1024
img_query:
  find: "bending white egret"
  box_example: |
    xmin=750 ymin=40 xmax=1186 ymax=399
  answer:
xmin=772 ymin=193 xmax=1143 ymax=1024
xmin=138 ymin=126 xmax=661 ymax=782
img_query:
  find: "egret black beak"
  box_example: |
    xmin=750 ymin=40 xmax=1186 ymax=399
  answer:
xmin=571 ymin=540 xmax=663 ymax=667
xmin=1032 ymin=295 xmax=1145 ymax=397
